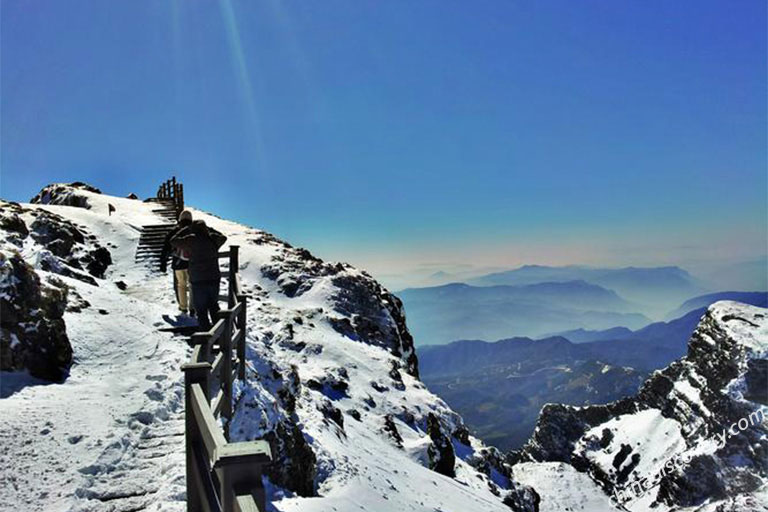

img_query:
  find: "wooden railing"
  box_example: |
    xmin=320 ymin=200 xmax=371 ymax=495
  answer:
xmin=157 ymin=176 xmax=185 ymax=215
xmin=182 ymin=245 xmax=272 ymax=512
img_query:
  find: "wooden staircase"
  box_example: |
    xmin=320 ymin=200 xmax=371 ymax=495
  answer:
xmin=135 ymin=178 xmax=185 ymax=271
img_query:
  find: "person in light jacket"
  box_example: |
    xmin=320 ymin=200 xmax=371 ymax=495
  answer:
xmin=170 ymin=220 xmax=227 ymax=331
xmin=159 ymin=210 xmax=194 ymax=316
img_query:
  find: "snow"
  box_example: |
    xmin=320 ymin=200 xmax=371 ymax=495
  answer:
xmin=512 ymin=462 xmax=621 ymax=512
xmin=0 ymin=188 xmax=511 ymax=512
xmin=4 ymin=186 xmax=762 ymax=512
xmin=1 ymin=196 xmax=189 ymax=511
xmin=707 ymin=301 xmax=768 ymax=355
xmin=576 ymin=408 xmax=686 ymax=484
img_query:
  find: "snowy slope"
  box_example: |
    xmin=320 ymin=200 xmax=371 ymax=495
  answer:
xmin=1 ymin=184 xmax=555 ymax=512
xmin=516 ymin=301 xmax=768 ymax=512
xmin=7 ymin=184 xmax=760 ymax=512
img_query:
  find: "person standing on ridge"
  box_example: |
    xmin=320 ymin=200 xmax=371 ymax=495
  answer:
xmin=170 ymin=219 xmax=227 ymax=331
xmin=159 ymin=209 xmax=194 ymax=316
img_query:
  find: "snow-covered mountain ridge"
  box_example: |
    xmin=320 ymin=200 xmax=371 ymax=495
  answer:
xmin=1 ymin=183 xmax=766 ymax=512
xmin=1 ymin=184 xmax=537 ymax=512
xmin=513 ymin=301 xmax=768 ymax=511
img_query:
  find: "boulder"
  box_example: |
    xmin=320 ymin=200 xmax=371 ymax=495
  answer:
xmin=31 ymin=182 xmax=100 ymax=208
xmin=426 ymin=412 xmax=456 ymax=477
xmin=0 ymin=252 xmax=72 ymax=381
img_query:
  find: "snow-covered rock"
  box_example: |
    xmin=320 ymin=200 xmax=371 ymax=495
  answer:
xmin=514 ymin=301 xmax=768 ymax=511
xmin=0 ymin=250 xmax=71 ymax=380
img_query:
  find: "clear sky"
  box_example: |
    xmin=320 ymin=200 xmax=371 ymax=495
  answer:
xmin=2 ymin=1 xmax=766 ymax=287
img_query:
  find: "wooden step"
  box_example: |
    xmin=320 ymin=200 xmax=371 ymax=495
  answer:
xmin=141 ymin=224 xmax=176 ymax=229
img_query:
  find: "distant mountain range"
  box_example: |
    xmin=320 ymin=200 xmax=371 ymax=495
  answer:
xmin=467 ymin=264 xmax=705 ymax=318
xmin=417 ymin=293 xmax=768 ymax=451
xmin=419 ymin=336 xmax=648 ymax=450
xmin=399 ymin=280 xmax=650 ymax=345
xmin=664 ymin=290 xmax=767 ymax=320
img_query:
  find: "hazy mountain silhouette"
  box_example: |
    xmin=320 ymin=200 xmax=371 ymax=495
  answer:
xmin=664 ymin=290 xmax=767 ymax=320
xmin=398 ymin=281 xmax=649 ymax=345
xmin=467 ymin=265 xmax=705 ymax=318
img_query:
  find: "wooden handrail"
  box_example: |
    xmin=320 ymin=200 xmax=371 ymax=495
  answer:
xmin=180 ymin=243 xmax=270 ymax=512
xmin=156 ymin=176 xmax=185 ymax=216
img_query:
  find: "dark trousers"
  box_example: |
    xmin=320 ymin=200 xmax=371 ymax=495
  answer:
xmin=192 ymin=281 xmax=220 ymax=331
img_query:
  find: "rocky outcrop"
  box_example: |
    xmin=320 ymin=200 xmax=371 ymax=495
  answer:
xmin=502 ymin=484 xmax=540 ymax=512
xmin=1 ymin=200 xmax=112 ymax=285
xmin=426 ymin=412 xmax=456 ymax=477
xmin=0 ymin=252 xmax=72 ymax=381
xmin=256 ymin=236 xmax=418 ymax=377
xmin=513 ymin=302 xmax=768 ymax=509
xmin=263 ymin=422 xmax=317 ymax=497
xmin=30 ymin=182 xmax=101 ymax=208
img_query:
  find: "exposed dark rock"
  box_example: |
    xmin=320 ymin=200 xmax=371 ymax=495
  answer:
xmin=383 ymin=414 xmax=403 ymax=448
xmin=0 ymin=211 xmax=28 ymax=237
xmin=0 ymin=252 xmax=72 ymax=381
xmin=453 ymin=425 xmax=471 ymax=446
xmin=389 ymin=360 xmax=406 ymax=391
xmin=744 ymin=359 xmax=768 ymax=404
xmin=305 ymin=372 xmax=348 ymax=400
xmin=84 ymin=247 xmax=112 ymax=278
xmin=318 ymin=399 xmax=344 ymax=430
xmin=264 ymin=422 xmax=317 ymax=497
xmin=30 ymin=211 xmax=85 ymax=256
xmin=277 ymin=365 xmax=301 ymax=414
xmin=0 ymin=202 xmax=29 ymax=247
xmin=126 ymin=193 xmax=139 ymax=200
xmin=31 ymin=183 xmax=100 ymax=208
xmin=115 ymin=280 xmax=127 ymax=291
xmin=38 ymin=251 xmax=98 ymax=286
xmin=502 ymin=484 xmax=540 ymax=512
xmin=371 ymin=380 xmax=389 ymax=393
xmin=426 ymin=413 xmax=456 ymax=477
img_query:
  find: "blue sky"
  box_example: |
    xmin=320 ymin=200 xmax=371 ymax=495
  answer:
xmin=2 ymin=1 xmax=766 ymax=286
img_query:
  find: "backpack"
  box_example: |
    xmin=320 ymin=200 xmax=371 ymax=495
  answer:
xmin=175 ymin=246 xmax=190 ymax=261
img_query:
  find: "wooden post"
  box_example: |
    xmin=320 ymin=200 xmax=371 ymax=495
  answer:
xmin=182 ymin=362 xmax=212 ymax=512
xmin=217 ymin=311 xmax=233 ymax=439
xmin=190 ymin=333 xmax=212 ymax=399
xmin=179 ymin=183 xmax=184 ymax=210
xmin=237 ymin=294 xmax=247 ymax=381
xmin=228 ymin=246 xmax=239 ymax=309
xmin=214 ymin=441 xmax=272 ymax=512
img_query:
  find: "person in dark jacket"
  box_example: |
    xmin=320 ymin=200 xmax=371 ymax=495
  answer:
xmin=170 ymin=219 xmax=227 ymax=331
xmin=159 ymin=210 xmax=194 ymax=315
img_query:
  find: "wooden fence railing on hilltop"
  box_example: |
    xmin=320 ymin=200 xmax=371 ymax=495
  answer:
xmin=181 ymin=246 xmax=272 ymax=510
xmin=156 ymin=176 xmax=185 ymax=216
